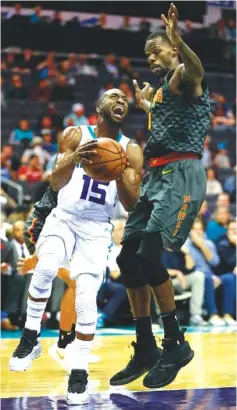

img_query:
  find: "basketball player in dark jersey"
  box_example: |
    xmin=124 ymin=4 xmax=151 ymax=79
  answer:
xmin=19 ymin=186 xmax=76 ymax=357
xmin=110 ymin=3 xmax=210 ymax=389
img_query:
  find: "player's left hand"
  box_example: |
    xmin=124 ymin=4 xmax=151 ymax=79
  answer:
xmin=161 ymin=3 xmax=181 ymax=48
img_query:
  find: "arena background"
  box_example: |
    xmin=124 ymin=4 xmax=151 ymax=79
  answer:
xmin=1 ymin=1 xmax=236 ymax=409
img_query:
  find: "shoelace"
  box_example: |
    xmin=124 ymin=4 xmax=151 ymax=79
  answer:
xmin=69 ymin=371 xmax=87 ymax=394
xmin=13 ymin=335 xmax=35 ymax=358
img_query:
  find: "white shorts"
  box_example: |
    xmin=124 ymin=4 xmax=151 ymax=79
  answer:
xmin=36 ymin=211 xmax=113 ymax=280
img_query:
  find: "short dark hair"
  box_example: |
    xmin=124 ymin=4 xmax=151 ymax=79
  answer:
xmin=146 ymin=30 xmax=172 ymax=46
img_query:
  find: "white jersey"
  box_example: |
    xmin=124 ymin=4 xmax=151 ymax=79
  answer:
xmin=55 ymin=125 xmax=130 ymax=226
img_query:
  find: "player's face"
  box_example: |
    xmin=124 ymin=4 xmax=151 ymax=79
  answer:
xmin=145 ymin=37 xmax=175 ymax=77
xmin=100 ymin=89 xmax=129 ymax=126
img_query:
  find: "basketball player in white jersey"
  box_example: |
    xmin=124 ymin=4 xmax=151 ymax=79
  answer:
xmin=9 ymin=89 xmax=144 ymax=405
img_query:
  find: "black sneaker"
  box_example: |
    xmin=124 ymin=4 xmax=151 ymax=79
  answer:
xmin=110 ymin=339 xmax=162 ymax=386
xmin=143 ymin=331 xmax=194 ymax=388
xmin=9 ymin=328 xmax=42 ymax=372
xmin=67 ymin=369 xmax=89 ymax=405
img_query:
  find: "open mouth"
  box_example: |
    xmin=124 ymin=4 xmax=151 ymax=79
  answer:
xmin=112 ymin=105 xmax=124 ymax=120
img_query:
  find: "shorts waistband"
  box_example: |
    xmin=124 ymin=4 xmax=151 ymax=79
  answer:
xmin=149 ymin=152 xmax=200 ymax=167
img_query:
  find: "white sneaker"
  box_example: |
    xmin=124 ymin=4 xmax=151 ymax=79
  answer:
xmin=67 ymin=369 xmax=89 ymax=405
xmin=190 ymin=315 xmax=208 ymax=326
xmin=208 ymin=315 xmax=226 ymax=326
xmin=223 ymin=314 xmax=237 ymax=326
xmin=9 ymin=328 xmax=42 ymax=371
xmin=48 ymin=342 xmax=66 ymax=371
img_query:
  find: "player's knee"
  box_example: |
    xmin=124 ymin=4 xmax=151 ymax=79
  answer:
xmin=117 ymin=239 xmax=148 ymax=289
xmin=137 ymin=232 xmax=169 ymax=287
xmin=29 ymin=254 xmax=61 ymax=299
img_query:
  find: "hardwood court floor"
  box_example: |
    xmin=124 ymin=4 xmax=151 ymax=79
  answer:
xmin=1 ymin=330 xmax=236 ymax=400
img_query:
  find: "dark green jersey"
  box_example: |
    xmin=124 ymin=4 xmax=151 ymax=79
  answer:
xmin=144 ymin=71 xmax=210 ymax=159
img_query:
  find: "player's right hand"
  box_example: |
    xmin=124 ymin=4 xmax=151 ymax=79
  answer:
xmin=17 ymin=255 xmax=38 ymax=274
xmin=72 ymin=141 xmax=98 ymax=165
xmin=133 ymin=80 xmax=153 ymax=108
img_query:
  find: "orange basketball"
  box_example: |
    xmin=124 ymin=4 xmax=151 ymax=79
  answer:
xmin=83 ymin=138 xmax=127 ymax=182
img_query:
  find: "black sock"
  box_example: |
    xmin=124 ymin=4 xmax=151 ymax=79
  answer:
xmin=57 ymin=329 xmax=73 ymax=349
xmin=134 ymin=317 xmax=155 ymax=346
xmin=71 ymin=324 xmax=76 ymax=341
xmin=160 ymin=309 xmax=181 ymax=340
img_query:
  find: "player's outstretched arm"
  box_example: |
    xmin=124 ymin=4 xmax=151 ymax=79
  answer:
xmin=161 ymin=3 xmax=204 ymax=84
xmin=116 ymin=143 xmax=144 ymax=211
xmin=133 ymin=80 xmax=154 ymax=114
xmin=51 ymin=127 xmax=98 ymax=191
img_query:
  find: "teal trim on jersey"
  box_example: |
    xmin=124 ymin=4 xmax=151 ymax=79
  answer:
xmin=88 ymin=126 xmax=97 ymax=139
xmin=87 ymin=126 xmax=123 ymax=142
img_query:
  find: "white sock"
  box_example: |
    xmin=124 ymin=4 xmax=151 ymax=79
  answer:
xmin=25 ymin=299 xmax=47 ymax=333
xmin=71 ymin=339 xmax=93 ymax=372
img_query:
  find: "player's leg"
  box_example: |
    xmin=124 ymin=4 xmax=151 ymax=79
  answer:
xmin=141 ymin=160 xmax=206 ymax=388
xmin=67 ymin=229 xmax=113 ymax=404
xmin=57 ymin=268 xmax=76 ymax=347
xmin=67 ymin=271 xmax=102 ymax=405
xmin=110 ymin=199 xmax=162 ymax=386
xmin=9 ymin=214 xmax=76 ymax=372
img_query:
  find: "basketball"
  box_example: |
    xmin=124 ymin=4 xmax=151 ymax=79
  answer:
xmin=83 ymin=138 xmax=127 ymax=182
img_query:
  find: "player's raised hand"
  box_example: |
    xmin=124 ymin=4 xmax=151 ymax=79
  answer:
xmin=73 ymin=140 xmax=98 ymax=165
xmin=161 ymin=3 xmax=181 ymax=48
xmin=133 ymin=80 xmax=154 ymax=113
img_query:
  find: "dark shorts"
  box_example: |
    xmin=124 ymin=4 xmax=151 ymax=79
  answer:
xmin=123 ymin=159 xmax=207 ymax=250
xmin=24 ymin=212 xmax=45 ymax=255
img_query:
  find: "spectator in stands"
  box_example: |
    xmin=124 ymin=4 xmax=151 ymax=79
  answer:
xmin=10 ymin=220 xmax=36 ymax=321
xmin=68 ymin=53 xmax=79 ymax=73
xmin=119 ymin=82 xmax=134 ymax=105
xmin=119 ymin=57 xmax=139 ymax=81
xmin=41 ymin=129 xmax=57 ymax=155
xmin=51 ymin=11 xmax=62 ymax=27
xmin=9 ymin=119 xmax=34 ymax=145
xmin=17 ymin=154 xmax=43 ymax=183
xmin=29 ymin=5 xmax=42 ymax=24
xmin=212 ymin=95 xmax=235 ymax=129
xmin=121 ymin=15 xmax=132 ymax=31
xmin=206 ymin=206 xmax=231 ymax=243
xmin=30 ymin=78 xmax=52 ymax=102
xmin=77 ymin=54 xmax=98 ymax=77
xmin=38 ymin=103 xmax=62 ymax=130
xmin=38 ymin=115 xmax=54 ymax=136
xmin=206 ymin=168 xmax=223 ymax=195
xmin=3 ymin=52 xmax=20 ymax=72
xmin=214 ymin=143 xmax=231 ymax=168
xmin=186 ymin=219 xmax=235 ymax=326
xmin=10 ymin=3 xmax=23 ymax=23
xmin=2 ymin=145 xmax=13 ymax=164
xmin=21 ymin=136 xmax=51 ymax=167
xmin=50 ymin=75 xmax=74 ymax=101
xmin=88 ymin=113 xmax=97 ymax=126
xmin=163 ymin=247 xmax=207 ymax=326
xmin=202 ymin=136 xmax=213 ymax=169
xmin=139 ymin=17 xmax=151 ymax=33
xmin=198 ymin=200 xmax=211 ymax=227
xmin=63 ymin=103 xmax=88 ymax=127
xmin=98 ymin=13 xmax=107 ymax=29
xmin=20 ymin=49 xmax=36 ymax=73
xmin=224 ymin=166 xmax=236 ymax=202
xmin=45 ymin=131 xmax=63 ymax=172
xmin=1 ymin=153 xmax=11 ymax=180
xmin=1 ymin=236 xmax=21 ymax=331
xmin=104 ymin=54 xmax=119 ymax=79
xmin=97 ymin=219 xmax=127 ymax=328
xmin=36 ymin=52 xmax=58 ymax=80
xmin=7 ymin=74 xmax=28 ymax=99
xmin=216 ymin=193 xmax=230 ymax=209
xmin=59 ymin=60 xmax=76 ymax=85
